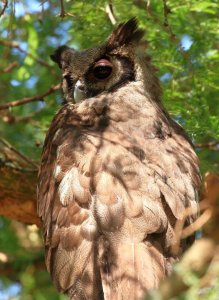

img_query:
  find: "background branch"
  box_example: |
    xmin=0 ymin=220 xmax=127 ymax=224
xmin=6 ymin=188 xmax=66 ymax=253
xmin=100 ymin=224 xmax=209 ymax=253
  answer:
xmin=0 ymin=139 xmax=40 ymax=226
xmin=0 ymin=61 xmax=18 ymax=73
xmin=0 ymin=84 xmax=61 ymax=110
xmin=0 ymin=40 xmax=52 ymax=68
xmin=105 ymin=1 xmax=117 ymax=25
xmin=0 ymin=138 xmax=38 ymax=168
xmin=59 ymin=0 xmax=74 ymax=18
xmin=2 ymin=108 xmax=44 ymax=124
xmin=195 ymin=140 xmax=219 ymax=151
xmin=0 ymin=0 xmax=8 ymax=17
xmin=0 ymin=164 xmax=40 ymax=226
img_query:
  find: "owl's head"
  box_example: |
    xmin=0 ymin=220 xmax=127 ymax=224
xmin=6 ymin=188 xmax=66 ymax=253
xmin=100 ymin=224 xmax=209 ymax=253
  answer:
xmin=51 ymin=18 xmax=161 ymax=103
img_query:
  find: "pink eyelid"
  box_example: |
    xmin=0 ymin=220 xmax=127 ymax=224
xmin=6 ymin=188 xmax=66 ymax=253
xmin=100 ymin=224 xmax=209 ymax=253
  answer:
xmin=94 ymin=59 xmax=112 ymax=68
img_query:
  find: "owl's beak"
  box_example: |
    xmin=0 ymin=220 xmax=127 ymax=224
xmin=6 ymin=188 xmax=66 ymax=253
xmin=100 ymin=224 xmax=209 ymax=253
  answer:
xmin=74 ymin=80 xmax=86 ymax=103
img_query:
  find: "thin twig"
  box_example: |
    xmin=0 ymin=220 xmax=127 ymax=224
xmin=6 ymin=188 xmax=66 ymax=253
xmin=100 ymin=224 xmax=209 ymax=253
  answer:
xmin=195 ymin=140 xmax=219 ymax=150
xmin=162 ymin=0 xmax=176 ymax=42
xmin=171 ymin=201 xmax=209 ymax=255
xmin=0 ymin=159 xmax=37 ymax=173
xmin=0 ymin=61 xmax=19 ymax=73
xmin=146 ymin=0 xmax=151 ymax=15
xmin=0 ymin=138 xmax=39 ymax=168
xmin=59 ymin=0 xmax=65 ymax=17
xmin=0 ymin=40 xmax=52 ymax=68
xmin=133 ymin=0 xmax=177 ymax=43
xmin=105 ymin=1 xmax=117 ymax=25
xmin=2 ymin=108 xmax=44 ymax=123
xmin=163 ymin=0 xmax=171 ymax=27
xmin=0 ymin=0 xmax=8 ymax=18
xmin=59 ymin=0 xmax=74 ymax=18
xmin=133 ymin=0 xmax=146 ymax=9
xmin=181 ymin=209 xmax=213 ymax=239
xmin=0 ymin=84 xmax=61 ymax=110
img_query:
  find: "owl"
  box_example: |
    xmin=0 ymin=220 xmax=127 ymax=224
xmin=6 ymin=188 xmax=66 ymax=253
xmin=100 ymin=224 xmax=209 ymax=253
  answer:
xmin=37 ymin=18 xmax=201 ymax=300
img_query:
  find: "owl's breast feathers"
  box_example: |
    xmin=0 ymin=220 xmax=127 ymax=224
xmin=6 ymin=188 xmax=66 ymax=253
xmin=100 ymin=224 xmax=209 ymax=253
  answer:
xmin=38 ymin=85 xmax=201 ymax=298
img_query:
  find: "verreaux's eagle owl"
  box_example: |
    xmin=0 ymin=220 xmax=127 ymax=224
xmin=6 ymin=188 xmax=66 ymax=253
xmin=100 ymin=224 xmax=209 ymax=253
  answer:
xmin=37 ymin=18 xmax=201 ymax=299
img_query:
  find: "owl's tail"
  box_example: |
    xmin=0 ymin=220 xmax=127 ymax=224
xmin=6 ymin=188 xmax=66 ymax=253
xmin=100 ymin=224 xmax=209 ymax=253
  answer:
xmin=100 ymin=240 xmax=169 ymax=300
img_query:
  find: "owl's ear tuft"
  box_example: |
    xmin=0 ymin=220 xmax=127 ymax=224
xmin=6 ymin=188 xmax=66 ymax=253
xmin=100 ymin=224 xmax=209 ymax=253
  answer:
xmin=50 ymin=46 xmax=75 ymax=69
xmin=107 ymin=17 xmax=144 ymax=49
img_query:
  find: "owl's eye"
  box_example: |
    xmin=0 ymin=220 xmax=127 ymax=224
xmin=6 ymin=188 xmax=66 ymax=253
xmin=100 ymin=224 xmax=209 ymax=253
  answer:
xmin=92 ymin=59 xmax=112 ymax=80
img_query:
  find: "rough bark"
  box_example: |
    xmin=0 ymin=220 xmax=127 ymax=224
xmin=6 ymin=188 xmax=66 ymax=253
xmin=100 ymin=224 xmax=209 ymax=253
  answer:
xmin=0 ymin=142 xmax=41 ymax=227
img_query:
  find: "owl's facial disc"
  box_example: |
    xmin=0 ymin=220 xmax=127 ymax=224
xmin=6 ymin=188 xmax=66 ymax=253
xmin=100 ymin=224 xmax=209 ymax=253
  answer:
xmin=74 ymin=80 xmax=86 ymax=103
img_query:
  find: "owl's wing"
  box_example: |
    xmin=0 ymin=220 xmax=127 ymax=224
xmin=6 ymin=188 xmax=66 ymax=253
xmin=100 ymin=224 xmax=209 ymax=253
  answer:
xmin=38 ymin=98 xmax=201 ymax=300
xmin=37 ymin=104 xmax=106 ymax=299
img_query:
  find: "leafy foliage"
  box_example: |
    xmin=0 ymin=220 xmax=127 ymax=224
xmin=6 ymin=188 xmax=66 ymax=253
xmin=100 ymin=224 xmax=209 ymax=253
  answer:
xmin=0 ymin=0 xmax=218 ymax=299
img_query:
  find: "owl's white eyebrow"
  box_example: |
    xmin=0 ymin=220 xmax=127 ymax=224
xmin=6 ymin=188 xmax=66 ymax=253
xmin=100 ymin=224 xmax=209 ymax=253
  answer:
xmin=62 ymin=72 xmax=71 ymax=78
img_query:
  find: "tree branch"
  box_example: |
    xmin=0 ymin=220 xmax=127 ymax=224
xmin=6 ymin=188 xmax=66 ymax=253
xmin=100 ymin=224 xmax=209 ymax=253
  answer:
xmin=0 ymin=83 xmax=61 ymax=110
xmin=59 ymin=0 xmax=74 ymax=18
xmin=133 ymin=0 xmax=177 ymax=43
xmin=0 ymin=138 xmax=38 ymax=168
xmin=0 ymin=0 xmax=8 ymax=18
xmin=0 ymin=163 xmax=40 ymax=226
xmin=59 ymin=0 xmax=66 ymax=17
xmin=146 ymin=238 xmax=217 ymax=300
xmin=0 ymin=40 xmax=52 ymax=69
xmin=195 ymin=140 xmax=219 ymax=151
xmin=162 ymin=0 xmax=171 ymax=27
xmin=0 ymin=61 xmax=18 ymax=73
xmin=146 ymin=0 xmax=151 ymax=15
xmin=105 ymin=1 xmax=117 ymax=25
xmin=0 ymin=139 xmax=40 ymax=226
xmin=2 ymin=108 xmax=44 ymax=124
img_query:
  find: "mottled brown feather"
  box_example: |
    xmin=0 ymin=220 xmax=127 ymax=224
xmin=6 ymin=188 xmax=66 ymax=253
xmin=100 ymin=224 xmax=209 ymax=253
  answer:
xmin=38 ymin=19 xmax=201 ymax=300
